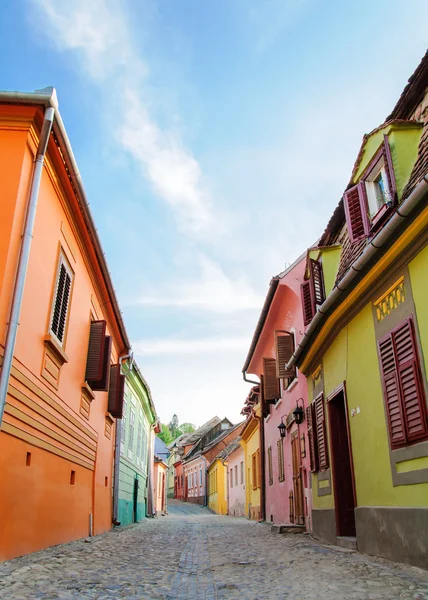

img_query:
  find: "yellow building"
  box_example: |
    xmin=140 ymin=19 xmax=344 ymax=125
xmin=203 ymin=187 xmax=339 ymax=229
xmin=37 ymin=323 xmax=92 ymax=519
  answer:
xmin=207 ymin=458 xmax=227 ymax=515
xmin=240 ymin=406 xmax=261 ymax=520
xmin=288 ymin=56 xmax=428 ymax=568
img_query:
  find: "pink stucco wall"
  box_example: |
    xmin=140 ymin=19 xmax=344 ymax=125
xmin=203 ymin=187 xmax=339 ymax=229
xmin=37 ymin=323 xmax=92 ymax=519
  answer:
xmin=227 ymin=445 xmax=245 ymax=517
xmin=247 ymin=255 xmax=313 ymax=529
xmin=183 ymin=457 xmax=206 ymax=504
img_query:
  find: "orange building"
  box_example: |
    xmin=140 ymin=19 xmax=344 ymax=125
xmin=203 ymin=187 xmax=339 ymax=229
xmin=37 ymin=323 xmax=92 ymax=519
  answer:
xmin=0 ymin=88 xmax=130 ymax=560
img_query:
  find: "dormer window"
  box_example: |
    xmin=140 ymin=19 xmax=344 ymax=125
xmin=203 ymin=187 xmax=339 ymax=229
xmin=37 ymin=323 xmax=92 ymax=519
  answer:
xmin=344 ymin=134 xmax=397 ymax=243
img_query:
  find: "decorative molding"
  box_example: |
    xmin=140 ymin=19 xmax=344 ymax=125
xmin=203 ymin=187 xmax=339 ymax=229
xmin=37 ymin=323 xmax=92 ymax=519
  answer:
xmin=43 ymin=334 xmax=69 ymax=366
xmin=374 ymin=276 xmax=405 ymax=322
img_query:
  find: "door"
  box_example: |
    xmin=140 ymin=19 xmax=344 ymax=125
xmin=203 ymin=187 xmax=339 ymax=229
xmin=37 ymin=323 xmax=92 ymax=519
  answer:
xmin=328 ymin=390 xmax=356 ymax=536
xmin=291 ymin=432 xmax=304 ymax=525
xmin=133 ymin=478 xmax=139 ymax=523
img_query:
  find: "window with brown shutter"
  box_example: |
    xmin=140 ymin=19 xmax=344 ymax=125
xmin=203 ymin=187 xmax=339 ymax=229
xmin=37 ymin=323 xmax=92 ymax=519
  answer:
xmin=267 ymin=447 xmax=273 ymax=485
xmin=306 ymin=403 xmax=318 ymax=472
xmin=85 ymin=321 xmax=111 ymax=391
xmin=252 ymin=453 xmax=258 ymax=490
xmin=343 ymin=182 xmax=370 ymax=244
xmin=301 ymin=280 xmax=315 ymax=326
xmin=50 ymin=254 xmax=73 ymax=346
xmin=309 ymin=259 xmax=325 ymax=306
xmin=277 ymin=439 xmax=285 ymax=482
xmin=108 ymin=364 xmax=125 ymax=417
xmin=314 ymin=393 xmax=329 ymax=470
xmin=263 ymin=357 xmax=280 ymax=402
xmin=260 ymin=375 xmax=270 ymax=418
xmin=378 ymin=317 xmax=428 ymax=449
xmin=275 ymin=330 xmax=296 ymax=380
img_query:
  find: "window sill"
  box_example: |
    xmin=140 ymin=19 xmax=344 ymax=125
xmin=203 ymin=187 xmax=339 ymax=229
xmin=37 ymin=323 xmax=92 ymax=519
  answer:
xmin=274 ymin=398 xmax=283 ymax=410
xmin=285 ymin=378 xmax=298 ymax=393
xmin=82 ymin=381 xmax=95 ymax=402
xmin=44 ymin=334 xmax=68 ymax=366
xmin=370 ymin=202 xmax=394 ymax=232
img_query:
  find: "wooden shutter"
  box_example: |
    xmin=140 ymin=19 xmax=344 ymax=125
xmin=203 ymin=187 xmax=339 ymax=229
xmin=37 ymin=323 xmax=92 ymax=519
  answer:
xmin=85 ymin=320 xmax=107 ymax=381
xmin=383 ymin=134 xmax=397 ymax=203
xmin=306 ymin=403 xmax=318 ymax=472
xmin=256 ymin=449 xmax=261 ymax=488
xmin=260 ymin=375 xmax=270 ymax=418
xmin=108 ymin=364 xmax=125 ymax=417
xmin=343 ymin=182 xmax=370 ymax=243
xmin=51 ymin=261 xmax=72 ymax=344
xmin=301 ymin=281 xmax=314 ymax=326
xmin=263 ymin=357 xmax=280 ymax=402
xmin=277 ymin=439 xmax=285 ymax=482
xmin=267 ymin=446 xmax=273 ymax=485
xmin=314 ymin=393 xmax=328 ymax=470
xmin=275 ymin=330 xmax=296 ymax=379
xmin=379 ymin=318 xmax=427 ymax=448
xmin=309 ymin=259 xmax=325 ymax=306
xmin=90 ymin=336 xmax=112 ymax=391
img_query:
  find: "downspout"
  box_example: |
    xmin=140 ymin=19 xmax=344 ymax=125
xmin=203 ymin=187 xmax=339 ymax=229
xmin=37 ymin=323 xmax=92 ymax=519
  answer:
xmin=254 ymin=413 xmax=266 ymax=522
xmin=287 ymin=174 xmax=428 ymax=371
xmin=0 ymin=105 xmax=55 ymax=427
xmin=243 ymin=371 xmax=259 ymax=386
xmin=203 ymin=456 xmax=209 ymax=507
xmin=112 ymin=415 xmax=122 ymax=525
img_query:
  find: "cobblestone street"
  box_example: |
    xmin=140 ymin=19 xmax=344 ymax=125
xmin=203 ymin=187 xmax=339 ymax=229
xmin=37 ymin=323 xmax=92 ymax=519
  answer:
xmin=1 ymin=501 xmax=428 ymax=600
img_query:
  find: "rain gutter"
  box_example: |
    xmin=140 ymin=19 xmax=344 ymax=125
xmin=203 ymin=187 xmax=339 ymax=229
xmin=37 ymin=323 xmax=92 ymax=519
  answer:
xmin=287 ymin=174 xmax=428 ymax=372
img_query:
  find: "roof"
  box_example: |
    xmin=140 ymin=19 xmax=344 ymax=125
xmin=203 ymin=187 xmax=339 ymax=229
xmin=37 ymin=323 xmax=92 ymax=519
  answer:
xmin=179 ymin=417 xmax=221 ymax=445
xmin=242 ymin=251 xmax=306 ymax=374
xmin=0 ymin=88 xmax=131 ymax=353
xmin=215 ymin=438 xmax=242 ymax=461
xmin=154 ymin=436 xmax=169 ymax=459
xmin=388 ymin=50 xmax=428 ymax=120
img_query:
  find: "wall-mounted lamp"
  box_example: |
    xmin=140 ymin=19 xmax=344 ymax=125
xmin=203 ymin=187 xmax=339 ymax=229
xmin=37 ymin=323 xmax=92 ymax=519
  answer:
xmin=278 ymin=417 xmax=287 ymax=439
xmin=293 ymin=398 xmax=305 ymax=425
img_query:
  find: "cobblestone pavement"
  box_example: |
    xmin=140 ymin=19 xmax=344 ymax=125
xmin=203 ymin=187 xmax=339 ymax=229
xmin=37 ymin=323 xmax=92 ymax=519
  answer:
xmin=1 ymin=500 xmax=428 ymax=599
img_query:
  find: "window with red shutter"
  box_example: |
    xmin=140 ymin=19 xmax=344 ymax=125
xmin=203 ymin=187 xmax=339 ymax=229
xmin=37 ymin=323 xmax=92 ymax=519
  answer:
xmin=343 ymin=182 xmax=370 ymax=244
xmin=108 ymin=364 xmax=125 ymax=417
xmin=85 ymin=320 xmax=111 ymax=391
xmin=309 ymin=259 xmax=325 ymax=306
xmin=275 ymin=330 xmax=296 ymax=380
xmin=378 ymin=317 xmax=428 ymax=449
xmin=314 ymin=393 xmax=329 ymax=470
xmin=306 ymin=403 xmax=319 ymax=472
xmin=263 ymin=357 xmax=281 ymax=402
xmin=301 ymin=280 xmax=315 ymax=326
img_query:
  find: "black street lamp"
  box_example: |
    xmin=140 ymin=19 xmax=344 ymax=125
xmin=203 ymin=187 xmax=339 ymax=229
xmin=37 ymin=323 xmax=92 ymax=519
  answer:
xmin=278 ymin=418 xmax=286 ymax=439
xmin=293 ymin=398 xmax=305 ymax=425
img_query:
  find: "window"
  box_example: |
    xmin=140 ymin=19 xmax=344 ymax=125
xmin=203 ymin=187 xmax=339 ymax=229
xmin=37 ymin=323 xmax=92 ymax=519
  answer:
xmin=314 ymin=393 xmax=329 ymax=470
xmin=275 ymin=330 xmax=297 ymax=386
xmin=136 ymin=423 xmax=142 ymax=463
xmin=240 ymin=461 xmax=244 ymax=484
xmin=252 ymin=453 xmax=258 ymax=490
xmin=378 ymin=317 xmax=428 ymax=449
xmin=234 ymin=465 xmax=238 ymax=486
xmin=120 ymin=397 xmax=127 ymax=455
xmin=50 ymin=253 xmax=73 ymax=346
xmin=193 ymin=471 xmax=196 ymax=488
xmin=84 ymin=320 xmax=112 ymax=391
xmin=200 ymin=468 xmax=203 ymax=485
xmin=230 ymin=469 xmax=233 ymax=488
xmin=344 ymin=135 xmax=396 ymax=243
xmin=277 ymin=439 xmax=285 ymax=482
xmin=306 ymin=403 xmax=318 ymax=472
xmin=268 ymin=447 xmax=273 ymax=485
xmin=128 ymin=409 xmax=135 ymax=458
xmin=108 ymin=364 xmax=125 ymax=417
xmin=262 ymin=357 xmax=281 ymax=402
xmin=301 ymin=259 xmax=326 ymax=326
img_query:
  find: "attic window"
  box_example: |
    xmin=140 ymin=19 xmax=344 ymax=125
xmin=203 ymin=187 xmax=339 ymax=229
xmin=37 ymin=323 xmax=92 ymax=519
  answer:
xmin=344 ymin=134 xmax=397 ymax=243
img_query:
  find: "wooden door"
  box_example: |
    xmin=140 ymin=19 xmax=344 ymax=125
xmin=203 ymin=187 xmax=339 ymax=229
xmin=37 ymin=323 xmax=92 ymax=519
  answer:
xmin=328 ymin=391 xmax=356 ymax=536
xmin=291 ymin=432 xmax=304 ymax=525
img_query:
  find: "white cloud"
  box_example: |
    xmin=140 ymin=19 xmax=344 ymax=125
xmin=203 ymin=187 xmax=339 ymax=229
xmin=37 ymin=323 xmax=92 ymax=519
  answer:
xmin=132 ymin=255 xmax=264 ymax=312
xmin=133 ymin=335 xmax=250 ymax=357
xmin=30 ymin=0 xmax=214 ymax=235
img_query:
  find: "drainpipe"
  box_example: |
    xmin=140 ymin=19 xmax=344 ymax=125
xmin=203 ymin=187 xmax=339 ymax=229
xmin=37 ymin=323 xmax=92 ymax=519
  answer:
xmin=112 ymin=415 xmax=122 ymax=525
xmin=243 ymin=371 xmax=259 ymax=386
xmin=254 ymin=413 xmax=266 ymax=522
xmin=0 ymin=105 xmax=55 ymax=427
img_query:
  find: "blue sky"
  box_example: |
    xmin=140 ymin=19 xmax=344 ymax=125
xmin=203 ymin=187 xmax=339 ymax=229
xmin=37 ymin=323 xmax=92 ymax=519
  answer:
xmin=2 ymin=0 xmax=427 ymax=426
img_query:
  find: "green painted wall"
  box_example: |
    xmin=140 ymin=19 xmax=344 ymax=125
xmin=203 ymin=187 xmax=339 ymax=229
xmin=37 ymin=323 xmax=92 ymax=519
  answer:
xmin=409 ymin=243 xmax=428 ymax=372
xmin=352 ymin=124 xmax=422 ymax=202
xmin=117 ymin=459 xmax=147 ymax=526
xmin=313 ymin=298 xmax=428 ymax=511
xmin=320 ymin=247 xmax=342 ymax=296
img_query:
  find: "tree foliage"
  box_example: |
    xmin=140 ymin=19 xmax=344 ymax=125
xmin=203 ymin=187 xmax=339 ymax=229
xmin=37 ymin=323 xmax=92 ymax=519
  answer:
xmin=157 ymin=416 xmax=196 ymax=444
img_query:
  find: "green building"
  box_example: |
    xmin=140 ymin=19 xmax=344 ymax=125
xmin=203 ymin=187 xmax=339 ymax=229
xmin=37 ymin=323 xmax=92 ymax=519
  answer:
xmin=113 ymin=362 xmax=157 ymax=526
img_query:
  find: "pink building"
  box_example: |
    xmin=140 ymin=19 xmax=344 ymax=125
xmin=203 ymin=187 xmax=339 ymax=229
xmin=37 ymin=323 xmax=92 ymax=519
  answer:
xmin=227 ymin=443 xmax=245 ymax=517
xmin=242 ymin=253 xmax=312 ymax=529
xmin=184 ymin=457 xmax=206 ymax=504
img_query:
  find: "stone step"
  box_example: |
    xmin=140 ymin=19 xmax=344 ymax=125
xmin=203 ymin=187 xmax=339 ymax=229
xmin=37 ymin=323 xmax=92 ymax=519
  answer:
xmin=271 ymin=524 xmax=306 ymax=535
xmin=336 ymin=536 xmax=358 ymax=550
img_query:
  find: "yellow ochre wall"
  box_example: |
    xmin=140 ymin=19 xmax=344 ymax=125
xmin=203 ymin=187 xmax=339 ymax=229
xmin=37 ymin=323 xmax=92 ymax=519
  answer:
xmin=207 ymin=460 xmax=227 ymax=515
xmin=241 ymin=424 xmax=260 ymax=518
xmin=312 ymin=244 xmax=428 ymax=511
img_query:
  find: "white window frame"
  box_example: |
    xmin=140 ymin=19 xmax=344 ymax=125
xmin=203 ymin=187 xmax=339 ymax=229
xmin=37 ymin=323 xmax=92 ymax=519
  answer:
xmin=127 ymin=409 xmax=135 ymax=459
xmin=49 ymin=252 xmax=74 ymax=347
xmin=364 ymin=156 xmax=391 ymax=218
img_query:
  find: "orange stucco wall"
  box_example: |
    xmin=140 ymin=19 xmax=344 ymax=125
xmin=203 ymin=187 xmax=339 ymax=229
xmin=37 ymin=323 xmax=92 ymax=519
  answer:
xmin=0 ymin=105 xmax=125 ymax=560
